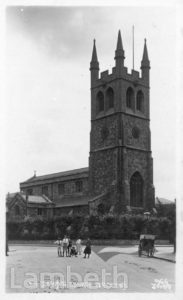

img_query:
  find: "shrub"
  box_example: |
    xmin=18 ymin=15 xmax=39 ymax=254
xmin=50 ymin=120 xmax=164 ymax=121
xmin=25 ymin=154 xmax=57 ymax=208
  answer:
xmin=6 ymin=213 xmax=175 ymax=241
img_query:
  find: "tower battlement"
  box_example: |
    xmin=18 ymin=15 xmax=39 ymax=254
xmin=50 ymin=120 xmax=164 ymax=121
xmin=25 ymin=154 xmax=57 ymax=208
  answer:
xmin=97 ymin=67 xmax=146 ymax=87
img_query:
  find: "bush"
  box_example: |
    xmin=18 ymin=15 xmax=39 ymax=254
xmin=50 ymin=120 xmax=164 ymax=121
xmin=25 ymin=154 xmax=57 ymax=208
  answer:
xmin=6 ymin=213 xmax=175 ymax=241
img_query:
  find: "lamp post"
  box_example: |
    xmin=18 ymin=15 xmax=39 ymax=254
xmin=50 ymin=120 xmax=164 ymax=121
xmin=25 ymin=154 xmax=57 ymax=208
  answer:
xmin=6 ymin=204 xmax=9 ymax=256
xmin=26 ymin=192 xmax=28 ymax=216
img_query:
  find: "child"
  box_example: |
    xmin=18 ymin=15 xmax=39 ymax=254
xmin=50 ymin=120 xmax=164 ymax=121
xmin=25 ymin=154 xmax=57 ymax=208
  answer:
xmin=76 ymin=238 xmax=82 ymax=255
xmin=67 ymin=238 xmax=72 ymax=257
xmin=54 ymin=237 xmax=63 ymax=257
xmin=70 ymin=245 xmax=78 ymax=257
xmin=83 ymin=238 xmax=91 ymax=258
xmin=63 ymin=235 xmax=69 ymax=257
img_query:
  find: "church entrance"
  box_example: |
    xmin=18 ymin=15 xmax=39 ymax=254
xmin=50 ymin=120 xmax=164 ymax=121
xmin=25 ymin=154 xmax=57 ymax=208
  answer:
xmin=130 ymin=172 xmax=143 ymax=207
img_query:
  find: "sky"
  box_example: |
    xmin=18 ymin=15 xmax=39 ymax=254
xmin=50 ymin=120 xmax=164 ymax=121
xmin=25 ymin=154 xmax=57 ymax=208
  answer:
xmin=5 ymin=5 xmax=177 ymax=199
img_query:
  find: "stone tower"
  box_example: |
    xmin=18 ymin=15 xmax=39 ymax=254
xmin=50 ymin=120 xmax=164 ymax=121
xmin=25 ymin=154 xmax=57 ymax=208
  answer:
xmin=89 ymin=31 xmax=155 ymax=211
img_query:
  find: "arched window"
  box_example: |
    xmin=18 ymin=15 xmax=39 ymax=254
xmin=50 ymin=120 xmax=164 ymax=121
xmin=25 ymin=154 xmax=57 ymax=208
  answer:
xmin=96 ymin=91 xmax=104 ymax=113
xmin=97 ymin=203 xmax=105 ymax=215
xmin=106 ymin=87 xmax=114 ymax=109
xmin=126 ymin=87 xmax=134 ymax=109
xmin=130 ymin=172 xmax=143 ymax=207
xmin=136 ymin=91 xmax=144 ymax=112
xmin=15 ymin=205 xmax=20 ymax=216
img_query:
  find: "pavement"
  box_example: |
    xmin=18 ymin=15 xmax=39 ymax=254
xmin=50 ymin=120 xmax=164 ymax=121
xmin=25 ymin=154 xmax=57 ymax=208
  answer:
xmin=153 ymin=247 xmax=175 ymax=262
xmin=91 ymin=245 xmax=175 ymax=262
xmin=6 ymin=244 xmax=175 ymax=293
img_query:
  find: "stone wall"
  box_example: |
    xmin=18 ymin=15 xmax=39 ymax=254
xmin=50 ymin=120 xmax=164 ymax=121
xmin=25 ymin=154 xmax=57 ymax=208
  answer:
xmin=123 ymin=115 xmax=150 ymax=150
xmin=89 ymin=148 xmax=118 ymax=196
xmin=8 ymin=198 xmax=26 ymax=219
xmin=27 ymin=206 xmax=52 ymax=218
xmin=90 ymin=115 xmax=118 ymax=151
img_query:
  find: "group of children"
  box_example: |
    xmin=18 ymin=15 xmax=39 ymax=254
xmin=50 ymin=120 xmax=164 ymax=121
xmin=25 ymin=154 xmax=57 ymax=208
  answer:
xmin=55 ymin=236 xmax=82 ymax=257
xmin=55 ymin=236 xmax=91 ymax=258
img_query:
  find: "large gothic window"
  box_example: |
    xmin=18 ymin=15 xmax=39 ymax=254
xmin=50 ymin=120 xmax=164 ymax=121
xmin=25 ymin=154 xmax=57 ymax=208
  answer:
xmin=130 ymin=172 xmax=143 ymax=207
xmin=106 ymin=87 xmax=114 ymax=109
xmin=136 ymin=90 xmax=144 ymax=112
xmin=126 ymin=87 xmax=134 ymax=109
xmin=96 ymin=91 xmax=104 ymax=113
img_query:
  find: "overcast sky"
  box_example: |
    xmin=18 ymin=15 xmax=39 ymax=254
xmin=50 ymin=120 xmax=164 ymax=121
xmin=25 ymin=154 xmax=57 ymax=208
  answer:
xmin=5 ymin=5 xmax=177 ymax=199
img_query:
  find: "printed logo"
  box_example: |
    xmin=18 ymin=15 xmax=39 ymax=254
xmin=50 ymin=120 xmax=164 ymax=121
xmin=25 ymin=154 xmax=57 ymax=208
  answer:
xmin=151 ymin=278 xmax=171 ymax=290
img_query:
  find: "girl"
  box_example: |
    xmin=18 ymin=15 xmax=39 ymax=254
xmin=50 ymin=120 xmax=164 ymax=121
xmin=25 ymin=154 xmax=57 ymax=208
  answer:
xmin=83 ymin=238 xmax=91 ymax=258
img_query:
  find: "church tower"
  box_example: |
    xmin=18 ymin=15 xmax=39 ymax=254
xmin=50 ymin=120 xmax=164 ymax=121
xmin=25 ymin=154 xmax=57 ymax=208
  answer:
xmin=89 ymin=31 xmax=155 ymax=211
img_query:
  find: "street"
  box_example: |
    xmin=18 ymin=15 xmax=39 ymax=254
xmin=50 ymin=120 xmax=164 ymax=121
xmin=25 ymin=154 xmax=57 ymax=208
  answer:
xmin=6 ymin=244 xmax=175 ymax=293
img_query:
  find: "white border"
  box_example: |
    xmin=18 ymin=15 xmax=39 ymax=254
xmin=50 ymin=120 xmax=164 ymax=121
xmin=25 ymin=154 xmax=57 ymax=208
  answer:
xmin=0 ymin=1 xmax=182 ymax=300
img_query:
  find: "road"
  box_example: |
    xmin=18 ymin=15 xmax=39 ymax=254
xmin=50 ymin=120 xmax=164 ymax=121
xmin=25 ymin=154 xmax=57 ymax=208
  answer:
xmin=6 ymin=244 xmax=175 ymax=293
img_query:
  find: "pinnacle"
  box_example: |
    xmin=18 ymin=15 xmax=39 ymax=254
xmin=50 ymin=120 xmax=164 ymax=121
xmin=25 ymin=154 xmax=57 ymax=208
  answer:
xmin=116 ymin=30 xmax=123 ymax=51
xmin=91 ymin=39 xmax=98 ymax=63
xmin=142 ymin=38 xmax=149 ymax=62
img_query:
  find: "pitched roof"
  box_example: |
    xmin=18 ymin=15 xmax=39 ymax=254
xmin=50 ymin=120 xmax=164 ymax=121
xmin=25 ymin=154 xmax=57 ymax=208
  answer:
xmin=22 ymin=194 xmax=53 ymax=204
xmin=6 ymin=192 xmax=53 ymax=206
xmin=55 ymin=195 xmax=90 ymax=208
xmin=6 ymin=192 xmax=19 ymax=202
xmin=88 ymin=192 xmax=107 ymax=203
xmin=155 ymin=197 xmax=174 ymax=205
xmin=20 ymin=167 xmax=89 ymax=185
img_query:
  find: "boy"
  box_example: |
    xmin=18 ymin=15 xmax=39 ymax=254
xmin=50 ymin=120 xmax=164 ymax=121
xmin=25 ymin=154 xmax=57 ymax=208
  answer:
xmin=63 ymin=235 xmax=69 ymax=257
xmin=54 ymin=237 xmax=63 ymax=257
xmin=76 ymin=238 xmax=82 ymax=255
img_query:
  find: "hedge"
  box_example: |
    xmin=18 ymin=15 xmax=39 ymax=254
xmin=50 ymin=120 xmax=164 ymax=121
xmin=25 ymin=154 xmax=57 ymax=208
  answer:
xmin=6 ymin=213 xmax=175 ymax=242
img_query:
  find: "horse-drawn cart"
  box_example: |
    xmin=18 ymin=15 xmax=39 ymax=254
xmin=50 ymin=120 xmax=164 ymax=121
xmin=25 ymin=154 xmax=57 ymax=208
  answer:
xmin=138 ymin=234 xmax=156 ymax=257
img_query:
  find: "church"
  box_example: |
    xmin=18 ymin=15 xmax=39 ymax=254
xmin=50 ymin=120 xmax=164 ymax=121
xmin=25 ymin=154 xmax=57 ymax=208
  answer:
xmin=7 ymin=30 xmax=155 ymax=218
